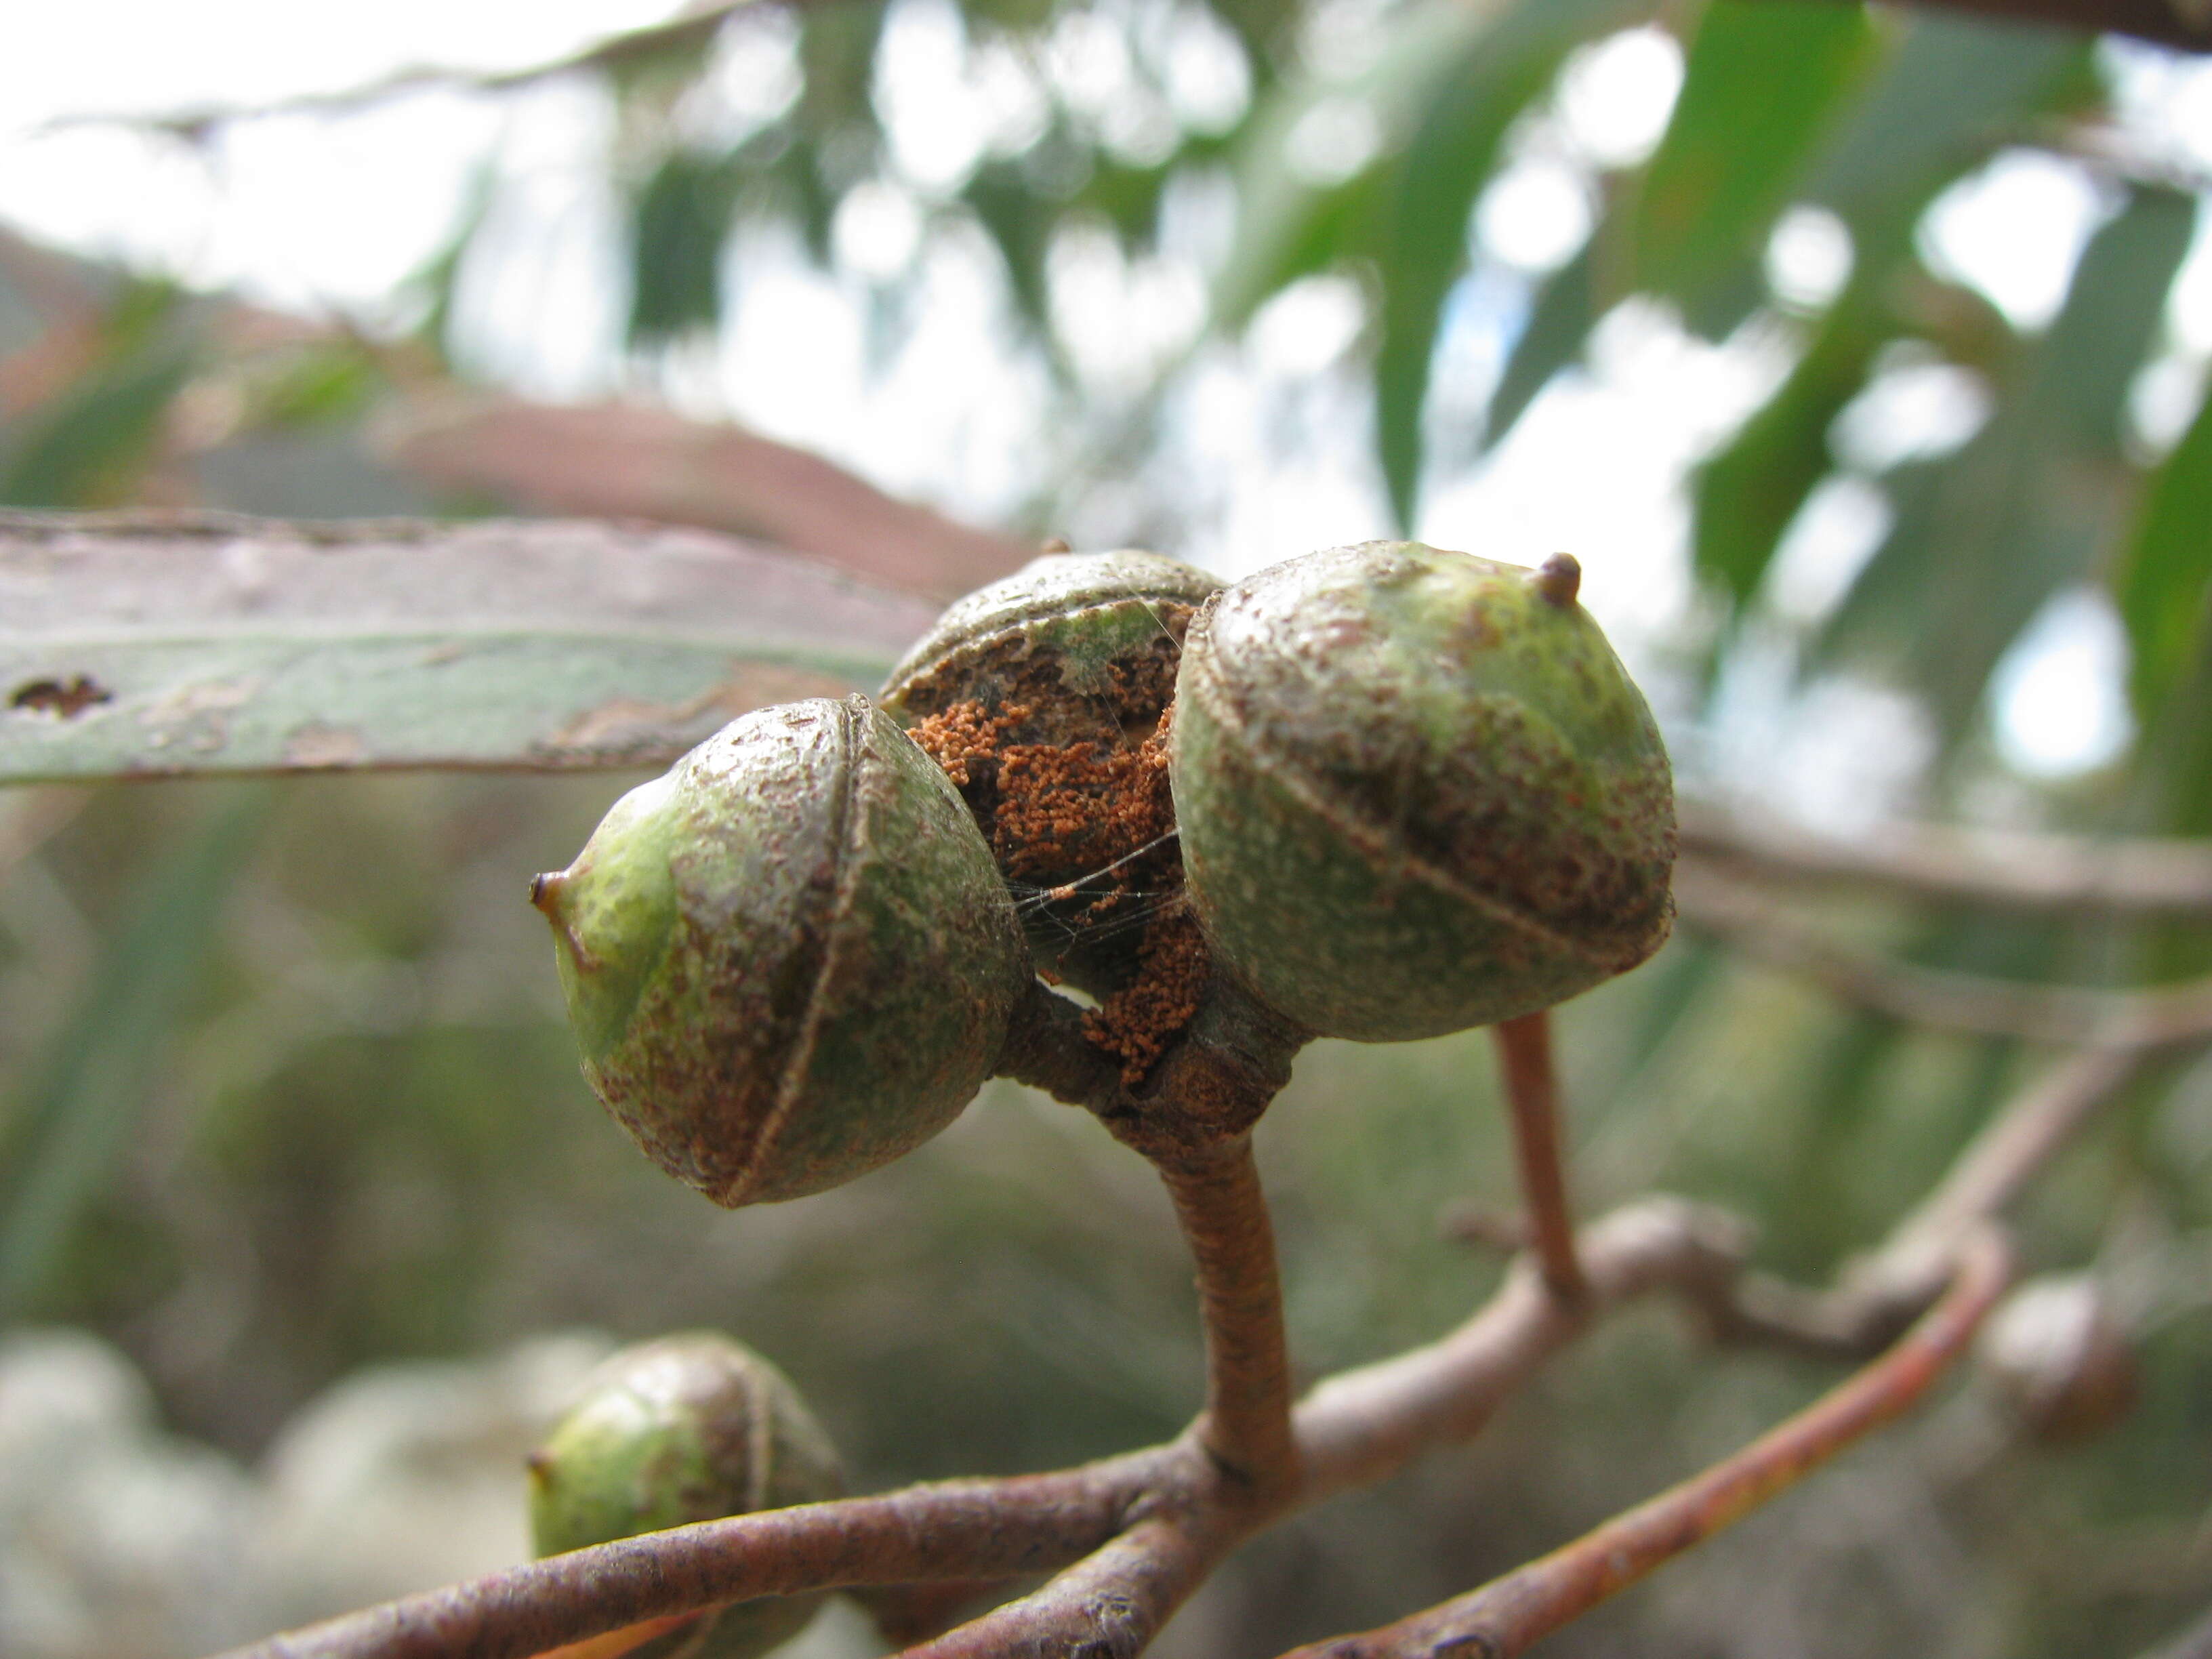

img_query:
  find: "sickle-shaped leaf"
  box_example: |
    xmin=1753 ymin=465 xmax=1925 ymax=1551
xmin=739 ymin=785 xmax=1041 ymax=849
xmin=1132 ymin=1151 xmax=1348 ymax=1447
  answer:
xmin=2114 ymin=382 xmax=2212 ymax=721
xmin=0 ymin=512 xmax=943 ymax=783
xmin=1210 ymin=0 xmax=1509 ymax=329
xmin=1688 ymin=17 xmax=2099 ymax=611
xmin=1818 ymin=186 xmax=2198 ymax=745
xmin=0 ymin=785 xmax=268 ymax=1319
xmin=1372 ymin=0 xmax=1641 ymax=527
xmin=1628 ymin=0 xmax=1880 ymax=307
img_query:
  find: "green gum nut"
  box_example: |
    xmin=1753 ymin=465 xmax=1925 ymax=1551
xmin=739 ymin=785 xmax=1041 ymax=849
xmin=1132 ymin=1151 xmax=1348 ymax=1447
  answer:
xmin=529 ymin=1333 xmax=844 ymax=1659
xmin=533 ymin=695 xmax=1029 ymax=1206
xmin=1170 ymin=541 xmax=1676 ymax=1042
xmin=879 ymin=549 xmax=1223 ymax=745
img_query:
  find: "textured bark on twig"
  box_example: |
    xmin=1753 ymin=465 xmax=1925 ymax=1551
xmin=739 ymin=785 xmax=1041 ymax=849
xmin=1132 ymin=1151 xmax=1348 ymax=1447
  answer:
xmin=1281 ymin=1228 xmax=2013 ymax=1659
xmin=905 ymin=1515 xmax=1229 ymax=1659
xmin=210 ymin=1191 xmax=2026 ymax=1659
xmin=1490 ymin=1012 xmax=1586 ymax=1303
xmin=1155 ymin=1139 xmax=1300 ymax=1496
xmin=222 ymin=1462 xmax=1160 ymax=1659
xmin=219 ymin=996 xmax=2151 ymax=1659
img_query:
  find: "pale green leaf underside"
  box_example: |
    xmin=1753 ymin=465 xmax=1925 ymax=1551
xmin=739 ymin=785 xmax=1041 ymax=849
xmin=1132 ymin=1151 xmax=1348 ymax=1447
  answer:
xmin=0 ymin=512 xmax=942 ymax=783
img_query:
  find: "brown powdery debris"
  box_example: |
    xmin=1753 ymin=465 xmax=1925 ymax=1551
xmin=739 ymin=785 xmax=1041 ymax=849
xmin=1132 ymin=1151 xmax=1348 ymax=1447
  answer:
xmin=910 ymin=701 xmax=1201 ymax=1082
xmin=912 ymin=700 xmax=1033 ymax=787
xmin=1083 ymin=909 xmax=1209 ymax=1085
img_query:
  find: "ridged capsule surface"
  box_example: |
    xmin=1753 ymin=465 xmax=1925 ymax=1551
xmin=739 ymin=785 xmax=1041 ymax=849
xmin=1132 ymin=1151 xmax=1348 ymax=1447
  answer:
xmin=535 ymin=695 xmax=1029 ymax=1205
xmin=1170 ymin=541 xmax=1675 ymax=1042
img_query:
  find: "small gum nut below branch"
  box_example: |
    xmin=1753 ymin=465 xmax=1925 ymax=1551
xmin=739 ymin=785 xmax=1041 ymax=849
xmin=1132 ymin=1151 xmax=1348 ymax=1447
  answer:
xmin=529 ymin=1333 xmax=847 ymax=1659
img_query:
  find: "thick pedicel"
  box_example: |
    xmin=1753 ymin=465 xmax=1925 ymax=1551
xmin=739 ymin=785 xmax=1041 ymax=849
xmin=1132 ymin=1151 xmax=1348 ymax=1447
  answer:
xmin=1169 ymin=541 xmax=1677 ymax=1042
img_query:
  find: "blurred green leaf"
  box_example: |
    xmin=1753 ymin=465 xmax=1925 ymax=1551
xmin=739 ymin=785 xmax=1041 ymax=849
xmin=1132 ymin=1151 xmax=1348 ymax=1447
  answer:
xmin=1804 ymin=13 xmax=2095 ymax=249
xmin=1820 ymin=186 xmax=2197 ymax=744
xmin=0 ymin=785 xmax=268 ymax=1319
xmin=0 ymin=514 xmax=941 ymax=782
xmin=628 ymin=148 xmax=743 ymax=345
xmin=797 ymin=1 xmax=887 ymax=144
xmin=1372 ymin=0 xmax=1641 ymax=527
xmin=1212 ymin=0 xmax=1504 ymax=329
xmin=2114 ymin=383 xmax=2212 ymax=720
xmin=1492 ymin=9 xmax=2083 ymax=482
xmin=1629 ymin=1 xmax=1879 ymax=306
xmin=1483 ymin=243 xmax=1596 ymax=451
xmin=1692 ymin=272 xmax=1891 ymax=604
xmin=246 ymin=347 xmax=380 ymax=432
xmin=0 ymin=280 xmax=197 ymax=509
xmin=1685 ymin=16 xmax=2095 ymax=611
xmin=966 ymin=157 xmax=1059 ymax=332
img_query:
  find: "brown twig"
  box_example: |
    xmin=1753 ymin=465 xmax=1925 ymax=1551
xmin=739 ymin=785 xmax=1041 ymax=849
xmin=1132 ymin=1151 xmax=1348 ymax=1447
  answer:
xmin=1283 ymin=1226 xmax=2013 ymax=1659
xmin=1490 ymin=1011 xmax=1587 ymax=1303
xmin=524 ymin=1615 xmax=695 ymax=1659
xmin=1896 ymin=1045 xmax=2150 ymax=1254
xmin=221 ymin=979 xmax=2146 ymax=1659
xmin=1154 ymin=1138 xmax=1300 ymax=1498
xmin=1292 ymin=1200 xmax=1748 ymax=1500
xmin=1715 ymin=1047 xmax=2154 ymax=1359
xmin=1677 ymin=799 xmax=2212 ymax=920
xmin=904 ymin=1513 xmax=1229 ymax=1659
xmin=213 ymin=1189 xmax=2024 ymax=1659
xmin=1675 ymin=865 xmax=2212 ymax=1048
xmin=221 ymin=1461 xmax=1161 ymax=1659
xmin=854 ymin=1582 xmax=1007 ymax=1648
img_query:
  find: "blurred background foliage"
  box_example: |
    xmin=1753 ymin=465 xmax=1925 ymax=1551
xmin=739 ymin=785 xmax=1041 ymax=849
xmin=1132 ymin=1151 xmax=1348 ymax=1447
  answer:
xmin=2 ymin=0 xmax=2211 ymax=1655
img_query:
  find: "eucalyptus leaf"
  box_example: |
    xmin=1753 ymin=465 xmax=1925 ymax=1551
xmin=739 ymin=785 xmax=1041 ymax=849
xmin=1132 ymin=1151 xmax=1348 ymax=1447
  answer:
xmin=2114 ymin=382 xmax=2212 ymax=720
xmin=628 ymin=148 xmax=744 ymax=345
xmin=1818 ymin=186 xmax=2197 ymax=745
xmin=0 ymin=513 xmax=941 ymax=783
xmin=1804 ymin=12 xmax=2094 ymax=251
xmin=0 ymin=785 xmax=268 ymax=1319
xmin=1690 ymin=13 xmax=2115 ymax=621
xmin=1629 ymin=0 xmax=1879 ymax=307
xmin=1211 ymin=0 xmax=1505 ymax=329
xmin=1373 ymin=0 xmax=1640 ymax=527
xmin=1691 ymin=270 xmax=1893 ymax=605
xmin=1483 ymin=242 xmax=1596 ymax=452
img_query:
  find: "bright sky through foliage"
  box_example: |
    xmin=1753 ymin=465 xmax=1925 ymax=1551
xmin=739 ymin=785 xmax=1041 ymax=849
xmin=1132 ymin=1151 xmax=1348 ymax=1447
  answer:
xmin=5 ymin=2 xmax=2211 ymax=792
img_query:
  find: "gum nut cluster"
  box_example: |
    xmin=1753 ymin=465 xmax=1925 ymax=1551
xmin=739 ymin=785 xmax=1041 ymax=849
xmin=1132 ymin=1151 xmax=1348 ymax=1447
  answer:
xmin=1169 ymin=541 xmax=1677 ymax=1042
xmin=529 ymin=1332 xmax=844 ymax=1659
xmin=532 ymin=694 xmax=1029 ymax=1207
xmin=878 ymin=549 xmax=1223 ymax=996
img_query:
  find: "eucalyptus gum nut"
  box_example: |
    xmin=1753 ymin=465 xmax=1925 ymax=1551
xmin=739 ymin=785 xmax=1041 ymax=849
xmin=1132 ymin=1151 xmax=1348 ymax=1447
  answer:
xmin=533 ymin=695 xmax=1029 ymax=1207
xmin=1170 ymin=541 xmax=1676 ymax=1042
xmin=1975 ymin=1274 xmax=2139 ymax=1443
xmin=880 ymin=550 xmax=1222 ymax=997
xmin=878 ymin=549 xmax=1223 ymax=743
xmin=529 ymin=1332 xmax=844 ymax=1659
